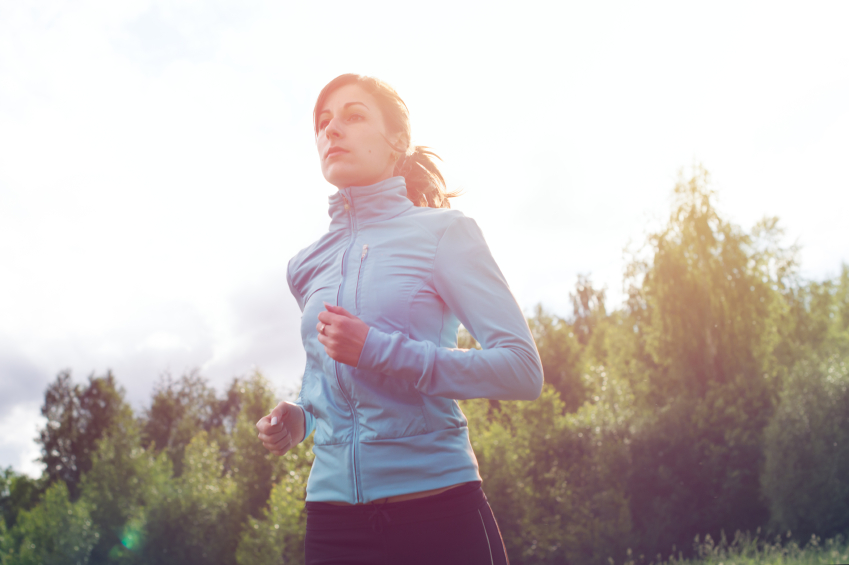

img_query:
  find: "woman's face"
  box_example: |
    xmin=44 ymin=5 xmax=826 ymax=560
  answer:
xmin=316 ymin=84 xmax=403 ymax=189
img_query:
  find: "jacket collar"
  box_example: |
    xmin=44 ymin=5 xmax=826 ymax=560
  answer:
xmin=328 ymin=176 xmax=414 ymax=231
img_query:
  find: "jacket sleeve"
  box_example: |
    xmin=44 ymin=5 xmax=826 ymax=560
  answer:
xmin=356 ymin=215 xmax=544 ymax=400
xmin=287 ymin=257 xmax=317 ymax=442
xmin=295 ymin=389 xmax=316 ymax=442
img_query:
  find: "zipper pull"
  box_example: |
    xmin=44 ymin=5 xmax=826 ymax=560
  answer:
xmin=361 ymin=244 xmax=368 ymax=259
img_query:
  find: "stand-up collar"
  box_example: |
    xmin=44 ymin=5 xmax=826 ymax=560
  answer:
xmin=328 ymin=176 xmax=414 ymax=231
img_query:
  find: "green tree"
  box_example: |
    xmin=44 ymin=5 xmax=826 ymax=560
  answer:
xmin=39 ymin=371 xmax=127 ymax=500
xmin=0 ymin=512 xmax=10 ymax=563
xmin=0 ymin=481 xmax=98 ymax=565
xmin=570 ymin=274 xmax=607 ymax=349
xmin=623 ymin=164 xmax=796 ymax=555
xmin=141 ymin=371 xmax=232 ymax=478
xmin=527 ymin=306 xmax=586 ymax=411
xmin=226 ymin=372 xmax=283 ymax=522
xmin=775 ymin=264 xmax=849 ymax=372
xmin=464 ymin=371 xmax=633 ymax=565
xmin=762 ymin=352 xmax=849 ymax=541
xmin=235 ymin=438 xmax=313 ymax=565
xmin=79 ymin=411 xmax=173 ymax=564
xmin=0 ymin=469 xmax=42 ymax=532
xmin=140 ymin=432 xmax=238 ymax=565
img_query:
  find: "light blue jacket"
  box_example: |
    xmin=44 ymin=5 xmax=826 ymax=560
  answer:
xmin=287 ymin=176 xmax=543 ymax=504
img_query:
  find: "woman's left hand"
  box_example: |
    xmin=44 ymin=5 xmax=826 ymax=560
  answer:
xmin=317 ymin=303 xmax=370 ymax=366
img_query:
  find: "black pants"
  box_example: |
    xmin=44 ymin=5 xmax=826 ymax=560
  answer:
xmin=304 ymin=481 xmax=509 ymax=565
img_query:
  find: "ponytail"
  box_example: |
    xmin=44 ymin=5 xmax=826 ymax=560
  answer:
xmin=314 ymin=74 xmax=462 ymax=209
xmin=394 ymin=146 xmax=460 ymax=209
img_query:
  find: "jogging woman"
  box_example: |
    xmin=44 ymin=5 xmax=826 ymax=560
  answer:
xmin=256 ymin=73 xmax=543 ymax=564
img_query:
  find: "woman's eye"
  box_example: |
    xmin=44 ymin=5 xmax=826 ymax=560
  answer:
xmin=347 ymin=114 xmax=363 ymax=122
xmin=318 ymin=119 xmax=329 ymax=130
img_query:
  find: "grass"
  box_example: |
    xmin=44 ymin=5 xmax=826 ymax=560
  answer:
xmin=614 ymin=531 xmax=849 ymax=565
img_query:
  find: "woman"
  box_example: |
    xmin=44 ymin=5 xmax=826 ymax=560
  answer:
xmin=256 ymin=74 xmax=543 ymax=564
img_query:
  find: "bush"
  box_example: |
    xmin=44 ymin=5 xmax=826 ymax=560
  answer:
xmin=762 ymin=353 xmax=849 ymax=540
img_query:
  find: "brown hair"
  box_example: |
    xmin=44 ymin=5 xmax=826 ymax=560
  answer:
xmin=313 ymin=74 xmax=460 ymax=209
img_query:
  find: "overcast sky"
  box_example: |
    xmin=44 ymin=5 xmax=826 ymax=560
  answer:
xmin=1 ymin=0 xmax=847 ymax=476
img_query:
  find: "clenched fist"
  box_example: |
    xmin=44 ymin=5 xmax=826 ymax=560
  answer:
xmin=256 ymin=401 xmax=306 ymax=456
xmin=316 ymin=302 xmax=370 ymax=367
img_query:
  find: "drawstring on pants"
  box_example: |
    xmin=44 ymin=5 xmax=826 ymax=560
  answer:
xmin=367 ymin=498 xmax=392 ymax=532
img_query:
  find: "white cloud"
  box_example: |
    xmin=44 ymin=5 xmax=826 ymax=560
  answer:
xmin=0 ymin=402 xmax=46 ymax=478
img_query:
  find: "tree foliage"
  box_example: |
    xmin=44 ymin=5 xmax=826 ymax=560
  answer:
xmin=0 ymin=481 xmax=98 ymax=565
xmin=619 ymin=165 xmax=797 ymax=554
xmin=141 ymin=370 xmax=235 ymax=478
xmin=39 ymin=371 xmax=128 ymax=500
xmin=140 ymin=432 xmax=238 ymax=565
xmin=762 ymin=353 xmax=849 ymax=541
xmin=0 ymin=470 xmax=42 ymax=533
xmin=235 ymin=438 xmax=313 ymax=565
xmin=527 ymin=306 xmax=586 ymax=411
xmin=79 ymin=413 xmax=172 ymax=564
xmin=465 ymin=365 xmax=634 ymax=565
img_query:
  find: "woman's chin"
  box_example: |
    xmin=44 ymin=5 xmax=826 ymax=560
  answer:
xmin=324 ymin=166 xmax=359 ymax=189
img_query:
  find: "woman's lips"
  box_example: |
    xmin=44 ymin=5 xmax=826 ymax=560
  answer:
xmin=325 ymin=147 xmax=348 ymax=159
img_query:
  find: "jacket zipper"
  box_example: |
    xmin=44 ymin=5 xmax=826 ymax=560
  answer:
xmin=355 ymin=244 xmax=368 ymax=315
xmin=334 ymin=191 xmax=364 ymax=503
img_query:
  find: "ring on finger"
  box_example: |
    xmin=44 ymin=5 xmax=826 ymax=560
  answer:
xmin=319 ymin=323 xmax=326 ymax=335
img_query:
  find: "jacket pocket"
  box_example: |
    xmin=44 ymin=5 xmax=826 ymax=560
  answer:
xmin=353 ymin=367 xmax=431 ymax=441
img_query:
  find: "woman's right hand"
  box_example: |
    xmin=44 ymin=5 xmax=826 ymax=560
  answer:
xmin=256 ymin=401 xmax=306 ymax=456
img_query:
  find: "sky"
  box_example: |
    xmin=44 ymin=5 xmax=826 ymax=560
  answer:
xmin=1 ymin=0 xmax=847 ymax=477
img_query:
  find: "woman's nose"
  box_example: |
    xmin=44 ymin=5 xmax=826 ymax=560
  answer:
xmin=324 ymin=118 xmax=342 ymax=139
